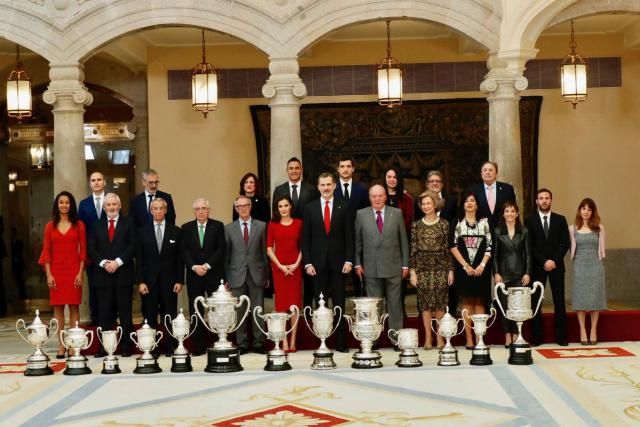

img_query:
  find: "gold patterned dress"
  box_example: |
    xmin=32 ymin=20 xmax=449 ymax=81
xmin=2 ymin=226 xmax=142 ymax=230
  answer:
xmin=409 ymin=218 xmax=454 ymax=312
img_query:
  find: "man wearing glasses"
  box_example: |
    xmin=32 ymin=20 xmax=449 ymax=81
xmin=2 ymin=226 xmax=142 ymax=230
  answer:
xmin=129 ymin=168 xmax=177 ymax=228
xmin=415 ymin=170 xmax=458 ymax=223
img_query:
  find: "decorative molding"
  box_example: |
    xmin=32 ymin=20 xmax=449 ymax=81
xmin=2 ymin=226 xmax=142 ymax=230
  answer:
xmin=8 ymin=122 xmax=134 ymax=146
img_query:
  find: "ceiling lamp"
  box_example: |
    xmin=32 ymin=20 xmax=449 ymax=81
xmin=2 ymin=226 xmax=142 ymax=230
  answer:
xmin=6 ymin=45 xmax=32 ymax=120
xmin=560 ymin=20 xmax=587 ymax=109
xmin=30 ymin=143 xmax=52 ymax=170
xmin=191 ymin=29 xmax=218 ymax=118
xmin=377 ymin=20 xmax=403 ymax=108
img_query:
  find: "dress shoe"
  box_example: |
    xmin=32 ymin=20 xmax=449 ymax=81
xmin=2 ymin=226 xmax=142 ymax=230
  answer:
xmin=335 ymin=347 xmax=349 ymax=353
xmin=56 ymin=352 xmax=66 ymax=360
xmin=588 ymin=340 xmax=598 ymax=346
xmin=555 ymin=340 xmax=568 ymax=346
xmin=193 ymin=348 xmax=206 ymax=357
xmin=581 ymin=341 xmax=589 ymax=346
xmin=238 ymin=347 xmax=249 ymax=355
xmin=371 ymin=344 xmax=379 ymax=351
xmin=120 ymin=350 xmax=131 ymax=358
xmin=165 ymin=350 xmax=174 ymax=358
xmin=253 ymin=346 xmax=266 ymax=354
xmin=393 ymin=344 xmax=401 ymax=352
xmin=465 ymin=346 xmax=474 ymax=350
xmin=94 ymin=349 xmax=108 ymax=358
xmin=530 ymin=341 xmax=542 ymax=347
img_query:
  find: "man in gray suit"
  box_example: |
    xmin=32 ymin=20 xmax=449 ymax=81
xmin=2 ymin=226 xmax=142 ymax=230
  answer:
xmin=355 ymin=185 xmax=409 ymax=335
xmin=225 ymin=195 xmax=269 ymax=354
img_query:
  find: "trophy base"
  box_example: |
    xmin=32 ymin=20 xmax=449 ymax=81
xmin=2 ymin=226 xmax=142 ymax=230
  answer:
xmin=396 ymin=351 xmax=423 ymax=368
xmin=310 ymin=351 xmax=336 ymax=370
xmin=133 ymin=357 xmax=162 ymax=374
xmin=205 ymin=348 xmax=243 ymax=373
xmin=264 ymin=352 xmax=291 ymax=371
xmin=64 ymin=366 xmax=92 ymax=375
xmin=24 ymin=364 xmax=54 ymax=377
xmin=171 ymin=353 xmax=193 ymax=373
xmin=352 ymin=351 xmax=383 ymax=369
xmin=102 ymin=357 xmax=121 ymax=374
xmin=470 ymin=348 xmax=493 ymax=366
xmin=437 ymin=349 xmax=460 ymax=366
xmin=508 ymin=343 xmax=533 ymax=365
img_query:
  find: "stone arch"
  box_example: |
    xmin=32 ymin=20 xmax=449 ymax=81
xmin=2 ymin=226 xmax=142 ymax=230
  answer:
xmin=0 ymin=9 xmax=62 ymax=62
xmin=547 ymin=0 xmax=640 ymax=27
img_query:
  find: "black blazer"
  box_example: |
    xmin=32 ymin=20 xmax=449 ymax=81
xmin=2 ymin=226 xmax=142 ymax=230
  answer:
xmin=334 ymin=180 xmax=370 ymax=212
xmin=415 ymin=190 xmax=458 ymax=223
xmin=492 ymin=224 xmax=532 ymax=282
xmin=136 ymin=222 xmax=184 ymax=287
xmin=181 ymin=218 xmax=226 ymax=289
xmin=524 ymin=212 xmax=570 ymax=273
xmin=232 ymin=195 xmax=271 ymax=223
xmin=129 ymin=190 xmax=177 ymax=228
xmin=273 ymin=181 xmax=319 ymax=219
xmin=88 ymin=215 xmax=136 ymax=287
xmin=469 ymin=181 xmax=516 ymax=227
xmin=302 ymin=198 xmax=354 ymax=272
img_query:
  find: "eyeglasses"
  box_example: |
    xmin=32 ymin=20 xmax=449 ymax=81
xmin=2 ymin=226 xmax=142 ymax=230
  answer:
xmin=235 ymin=204 xmax=251 ymax=209
xmin=427 ymin=179 xmax=442 ymax=184
xmin=193 ymin=207 xmax=209 ymax=211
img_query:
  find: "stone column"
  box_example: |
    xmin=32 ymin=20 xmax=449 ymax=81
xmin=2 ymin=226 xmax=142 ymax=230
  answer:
xmin=132 ymin=73 xmax=149 ymax=195
xmin=262 ymin=57 xmax=307 ymax=197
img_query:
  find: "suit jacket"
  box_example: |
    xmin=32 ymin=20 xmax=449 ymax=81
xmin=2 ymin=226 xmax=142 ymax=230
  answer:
xmin=129 ymin=190 xmax=176 ymax=228
xmin=334 ymin=180 xmax=369 ymax=212
xmin=136 ymin=222 xmax=184 ymax=287
xmin=273 ymin=181 xmax=319 ymax=219
xmin=469 ymin=181 xmax=516 ymax=226
xmin=302 ymin=198 xmax=354 ymax=272
xmin=415 ymin=190 xmax=458 ymax=223
xmin=78 ymin=194 xmax=103 ymax=240
xmin=87 ymin=215 xmax=136 ymax=287
xmin=355 ymin=206 xmax=409 ymax=278
xmin=524 ymin=212 xmax=570 ymax=273
xmin=224 ymin=219 xmax=269 ymax=288
xmin=182 ymin=218 xmax=226 ymax=289
xmin=492 ymin=224 xmax=532 ymax=282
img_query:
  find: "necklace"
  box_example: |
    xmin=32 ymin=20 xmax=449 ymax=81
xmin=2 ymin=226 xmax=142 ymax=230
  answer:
xmin=465 ymin=219 xmax=477 ymax=229
xmin=422 ymin=217 xmax=439 ymax=226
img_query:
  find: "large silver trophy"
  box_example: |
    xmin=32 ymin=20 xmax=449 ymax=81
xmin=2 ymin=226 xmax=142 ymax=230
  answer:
xmin=343 ymin=297 xmax=388 ymax=369
xmin=388 ymin=328 xmax=422 ymax=367
xmin=494 ymin=281 xmax=544 ymax=365
xmin=303 ymin=293 xmax=341 ymax=370
xmin=431 ymin=308 xmax=464 ymax=366
xmin=16 ymin=309 xmax=59 ymax=376
xmin=195 ymin=283 xmax=251 ymax=373
xmin=97 ymin=326 xmax=122 ymax=374
xmin=164 ymin=308 xmax=197 ymax=372
xmin=60 ymin=322 xmax=94 ymax=375
xmin=254 ymin=305 xmax=299 ymax=371
xmin=130 ymin=320 xmax=163 ymax=374
xmin=462 ymin=307 xmax=497 ymax=366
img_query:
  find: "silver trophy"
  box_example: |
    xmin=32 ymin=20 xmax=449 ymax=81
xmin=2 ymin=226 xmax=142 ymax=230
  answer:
xmin=60 ymin=321 xmax=94 ymax=375
xmin=254 ymin=305 xmax=299 ymax=371
xmin=195 ymin=283 xmax=251 ymax=373
xmin=388 ymin=328 xmax=422 ymax=367
xmin=97 ymin=326 xmax=122 ymax=374
xmin=164 ymin=308 xmax=197 ymax=373
xmin=432 ymin=308 xmax=464 ymax=366
xmin=303 ymin=293 xmax=342 ymax=370
xmin=16 ymin=309 xmax=59 ymax=376
xmin=343 ymin=297 xmax=389 ymax=369
xmin=130 ymin=319 xmax=163 ymax=374
xmin=494 ymin=281 xmax=544 ymax=365
xmin=462 ymin=307 xmax=497 ymax=366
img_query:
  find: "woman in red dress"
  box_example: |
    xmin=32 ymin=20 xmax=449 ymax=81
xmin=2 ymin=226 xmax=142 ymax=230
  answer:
xmin=266 ymin=194 xmax=302 ymax=352
xmin=39 ymin=191 xmax=86 ymax=358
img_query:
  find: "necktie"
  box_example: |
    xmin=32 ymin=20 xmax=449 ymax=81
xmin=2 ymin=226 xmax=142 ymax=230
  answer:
xmin=324 ymin=200 xmax=331 ymax=235
xmin=156 ymin=223 xmax=163 ymax=252
xmin=147 ymin=194 xmax=154 ymax=212
xmin=292 ymin=184 xmax=299 ymax=205
xmin=343 ymin=183 xmax=350 ymax=200
xmin=243 ymin=222 xmax=249 ymax=246
xmin=543 ymin=215 xmax=549 ymax=238
xmin=376 ymin=210 xmax=383 ymax=234
xmin=487 ymin=186 xmax=496 ymax=213
xmin=95 ymin=197 xmax=101 ymax=218
xmin=198 ymin=224 xmax=205 ymax=247
xmin=108 ymin=219 xmax=115 ymax=242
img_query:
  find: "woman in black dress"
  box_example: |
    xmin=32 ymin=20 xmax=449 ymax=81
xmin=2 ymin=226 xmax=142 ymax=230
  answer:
xmin=232 ymin=172 xmax=270 ymax=223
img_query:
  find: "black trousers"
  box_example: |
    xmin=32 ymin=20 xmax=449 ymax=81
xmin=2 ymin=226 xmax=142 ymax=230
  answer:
xmin=531 ymin=268 xmax=567 ymax=343
xmin=141 ymin=282 xmax=178 ymax=351
xmin=97 ymin=283 xmax=133 ymax=353
xmin=187 ymin=283 xmax=208 ymax=354
xmin=312 ymin=267 xmax=347 ymax=349
xmin=86 ymin=264 xmax=99 ymax=323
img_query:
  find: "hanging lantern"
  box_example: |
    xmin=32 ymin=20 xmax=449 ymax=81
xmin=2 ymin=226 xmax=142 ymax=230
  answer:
xmin=560 ymin=20 xmax=587 ymax=109
xmin=6 ymin=45 xmax=32 ymax=120
xmin=191 ymin=29 xmax=218 ymax=118
xmin=377 ymin=20 xmax=403 ymax=108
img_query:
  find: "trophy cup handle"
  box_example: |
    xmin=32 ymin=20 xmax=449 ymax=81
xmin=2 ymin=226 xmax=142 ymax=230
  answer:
xmin=153 ymin=331 xmax=163 ymax=350
xmin=430 ymin=318 xmax=439 ymax=335
xmin=454 ymin=318 xmax=466 ymax=337
xmin=185 ymin=314 xmax=198 ymax=340
xmin=343 ymin=314 xmax=353 ymax=331
xmin=285 ymin=305 xmax=300 ymax=335
xmin=193 ymin=296 xmax=213 ymax=333
xmin=487 ymin=307 xmax=498 ymax=329
xmin=388 ymin=328 xmax=398 ymax=345
xmin=460 ymin=308 xmax=472 ymax=329
xmin=252 ymin=306 xmax=268 ymax=336
xmin=115 ymin=326 xmax=123 ymax=347
xmin=84 ymin=330 xmax=94 ymax=350
xmin=163 ymin=314 xmax=174 ymax=339
xmin=15 ymin=319 xmax=29 ymax=344
xmin=48 ymin=318 xmax=59 ymax=341
xmin=380 ymin=313 xmax=389 ymax=330
xmin=96 ymin=326 xmax=103 ymax=346
xmin=302 ymin=306 xmax=319 ymax=338
xmin=229 ymin=295 xmax=251 ymax=334
xmin=130 ymin=331 xmax=138 ymax=347
xmin=531 ymin=281 xmax=545 ymax=318
xmin=329 ymin=305 xmax=343 ymax=337
xmin=60 ymin=329 xmax=71 ymax=350
xmin=493 ymin=282 xmax=508 ymax=317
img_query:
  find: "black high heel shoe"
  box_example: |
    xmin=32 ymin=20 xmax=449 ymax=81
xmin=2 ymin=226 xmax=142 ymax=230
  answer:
xmin=56 ymin=350 xmax=67 ymax=359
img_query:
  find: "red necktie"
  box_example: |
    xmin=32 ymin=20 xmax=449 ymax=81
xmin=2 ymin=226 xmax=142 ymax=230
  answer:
xmin=243 ymin=222 xmax=249 ymax=246
xmin=324 ymin=200 xmax=331 ymax=235
xmin=108 ymin=219 xmax=115 ymax=242
xmin=376 ymin=211 xmax=383 ymax=234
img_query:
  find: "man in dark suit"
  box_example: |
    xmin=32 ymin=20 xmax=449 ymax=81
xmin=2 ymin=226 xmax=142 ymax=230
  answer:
xmin=469 ymin=161 xmax=516 ymax=227
xmin=302 ymin=172 xmax=354 ymax=352
xmin=88 ymin=193 xmax=135 ymax=357
xmin=129 ymin=168 xmax=176 ymax=228
xmin=136 ymin=198 xmax=184 ymax=357
xmin=334 ymin=157 xmax=369 ymax=212
xmin=525 ymin=188 xmax=570 ymax=346
xmin=224 ymin=195 xmax=269 ymax=354
xmin=78 ymin=171 xmax=106 ymax=325
xmin=181 ymin=197 xmax=226 ymax=355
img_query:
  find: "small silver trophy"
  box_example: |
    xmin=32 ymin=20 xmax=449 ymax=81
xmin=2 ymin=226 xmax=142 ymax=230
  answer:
xmin=303 ymin=293 xmax=341 ymax=370
xmin=16 ymin=309 xmax=58 ymax=376
xmin=97 ymin=326 xmax=122 ymax=374
xmin=388 ymin=328 xmax=422 ymax=367
xmin=432 ymin=308 xmax=464 ymax=366
xmin=343 ymin=297 xmax=389 ymax=369
xmin=253 ymin=305 xmax=299 ymax=371
xmin=195 ymin=283 xmax=251 ymax=373
xmin=130 ymin=319 xmax=163 ymax=374
xmin=60 ymin=321 xmax=94 ymax=375
xmin=494 ymin=281 xmax=544 ymax=365
xmin=462 ymin=307 xmax=497 ymax=366
xmin=164 ymin=308 xmax=197 ymax=373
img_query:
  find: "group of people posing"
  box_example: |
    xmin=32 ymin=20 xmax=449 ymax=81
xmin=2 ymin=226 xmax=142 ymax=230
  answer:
xmin=38 ymin=157 xmax=606 ymax=359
